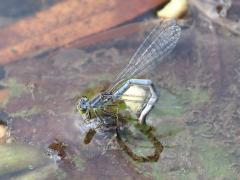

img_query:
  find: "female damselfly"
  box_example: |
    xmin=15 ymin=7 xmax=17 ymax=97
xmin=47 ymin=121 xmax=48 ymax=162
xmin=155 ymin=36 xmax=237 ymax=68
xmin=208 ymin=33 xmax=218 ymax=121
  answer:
xmin=77 ymin=20 xmax=181 ymax=126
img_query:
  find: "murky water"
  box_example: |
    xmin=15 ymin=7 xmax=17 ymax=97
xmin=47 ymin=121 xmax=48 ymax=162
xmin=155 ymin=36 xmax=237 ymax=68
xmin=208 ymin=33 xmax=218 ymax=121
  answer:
xmin=0 ymin=1 xmax=240 ymax=179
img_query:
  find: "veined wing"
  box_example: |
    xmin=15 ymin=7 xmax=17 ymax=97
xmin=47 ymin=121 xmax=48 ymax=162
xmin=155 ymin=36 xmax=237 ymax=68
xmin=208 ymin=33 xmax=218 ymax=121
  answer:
xmin=106 ymin=20 xmax=181 ymax=93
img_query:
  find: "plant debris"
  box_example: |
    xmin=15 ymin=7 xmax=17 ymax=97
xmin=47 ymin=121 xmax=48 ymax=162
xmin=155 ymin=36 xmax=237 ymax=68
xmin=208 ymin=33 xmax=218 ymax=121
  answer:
xmin=48 ymin=139 xmax=67 ymax=159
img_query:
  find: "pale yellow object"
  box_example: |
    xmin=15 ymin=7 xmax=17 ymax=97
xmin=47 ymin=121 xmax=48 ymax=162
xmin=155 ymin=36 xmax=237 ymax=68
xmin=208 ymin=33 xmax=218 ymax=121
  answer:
xmin=0 ymin=125 xmax=7 ymax=143
xmin=121 ymin=85 xmax=146 ymax=113
xmin=0 ymin=125 xmax=7 ymax=139
xmin=157 ymin=0 xmax=188 ymax=19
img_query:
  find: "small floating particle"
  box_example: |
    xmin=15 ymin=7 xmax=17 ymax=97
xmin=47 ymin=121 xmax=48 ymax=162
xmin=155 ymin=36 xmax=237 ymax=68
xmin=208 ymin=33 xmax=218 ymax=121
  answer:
xmin=48 ymin=139 xmax=67 ymax=159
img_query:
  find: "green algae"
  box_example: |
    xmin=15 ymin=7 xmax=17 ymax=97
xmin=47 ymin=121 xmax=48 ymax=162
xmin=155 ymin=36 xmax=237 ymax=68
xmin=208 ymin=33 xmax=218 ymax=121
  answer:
xmin=154 ymin=88 xmax=185 ymax=117
xmin=95 ymin=73 xmax=112 ymax=81
xmin=72 ymin=156 xmax=86 ymax=172
xmin=80 ymin=84 xmax=106 ymax=99
xmin=0 ymin=78 xmax=27 ymax=107
xmin=151 ymin=166 xmax=198 ymax=180
xmin=54 ymin=169 xmax=67 ymax=180
xmin=13 ymin=164 xmax=58 ymax=180
xmin=155 ymin=122 xmax=185 ymax=137
xmin=6 ymin=78 xmax=26 ymax=98
xmin=149 ymin=126 xmax=238 ymax=179
xmin=10 ymin=106 xmax=41 ymax=118
xmin=153 ymin=87 xmax=209 ymax=117
xmin=176 ymin=169 xmax=198 ymax=180
xmin=179 ymin=87 xmax=210 ymax=106
xmin=151 ymin=163 xmax=169 ymax=180
xmin=0 ymin=144 xmax=52 ymax=177
xmin=197 ymin=139 xmax=237 ymax=179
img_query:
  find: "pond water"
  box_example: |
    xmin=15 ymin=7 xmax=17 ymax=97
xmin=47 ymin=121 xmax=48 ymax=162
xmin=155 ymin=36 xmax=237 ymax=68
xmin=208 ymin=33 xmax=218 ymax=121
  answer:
xmin=0 ymin=1 xmax=240 ymax=180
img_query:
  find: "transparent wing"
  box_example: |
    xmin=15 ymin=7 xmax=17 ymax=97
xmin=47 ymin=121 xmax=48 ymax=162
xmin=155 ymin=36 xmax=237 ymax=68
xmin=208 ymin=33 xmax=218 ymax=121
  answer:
xmin=106 ymin=20 xmax=181 ymax=93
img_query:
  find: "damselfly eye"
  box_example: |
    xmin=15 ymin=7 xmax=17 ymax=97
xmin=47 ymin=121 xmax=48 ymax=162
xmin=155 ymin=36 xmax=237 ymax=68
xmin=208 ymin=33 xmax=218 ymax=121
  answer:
xmin=77 ymin=103 xmax=86 ymax=114
xmin=77 ymin=96 xmax=89 ymax=114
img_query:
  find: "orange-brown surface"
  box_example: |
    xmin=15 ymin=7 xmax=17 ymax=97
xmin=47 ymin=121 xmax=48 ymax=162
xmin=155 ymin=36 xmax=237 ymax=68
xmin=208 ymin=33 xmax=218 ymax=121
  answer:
xmin=0 ymin=0 xmax=167 ymax=65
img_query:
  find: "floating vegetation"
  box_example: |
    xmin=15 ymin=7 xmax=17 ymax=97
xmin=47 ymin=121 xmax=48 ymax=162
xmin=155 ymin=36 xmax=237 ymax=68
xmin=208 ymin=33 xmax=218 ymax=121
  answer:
xmin=48 ymin=139 xmax=67 ymax=159
xmin=154 ymin=88 xmax=185 ymax=117
xmin=197 ymin=139 xmax=237 ymax=179
xmin=179 ymin=87 xmax=210 ymax=106
xmin=0 ymin=144 xmax=55 ymax=179
xmin=72 ymin=156 xmax=86 ymax=172
xmin=13 ymin=164 xmax=58 ymax=180
xmin=10 ymin=106 xmax=41 ymax=119
xmin=154 ymin=87 xmax=209 ymax=117
xmin=0 ymin=78 xmax=27 ymax=107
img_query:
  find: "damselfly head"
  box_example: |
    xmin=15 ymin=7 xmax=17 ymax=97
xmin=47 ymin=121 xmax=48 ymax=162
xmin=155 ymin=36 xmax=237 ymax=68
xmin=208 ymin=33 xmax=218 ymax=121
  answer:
xmin=77 ymin=96 xmax=89 ymax=114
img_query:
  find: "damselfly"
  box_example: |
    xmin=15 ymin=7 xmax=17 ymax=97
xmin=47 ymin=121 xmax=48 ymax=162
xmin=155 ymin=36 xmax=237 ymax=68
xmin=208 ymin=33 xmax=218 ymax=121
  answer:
xmin=77 ymin=20 xmax=181 ymax=126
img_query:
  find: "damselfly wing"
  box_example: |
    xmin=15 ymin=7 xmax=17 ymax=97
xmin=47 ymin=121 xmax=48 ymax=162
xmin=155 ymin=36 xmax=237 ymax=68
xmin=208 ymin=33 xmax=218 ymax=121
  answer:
xmin=105 ymin=20 xmax=181 ymax=93
xmin=77 ymin=19 xmax=181 ymax=121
